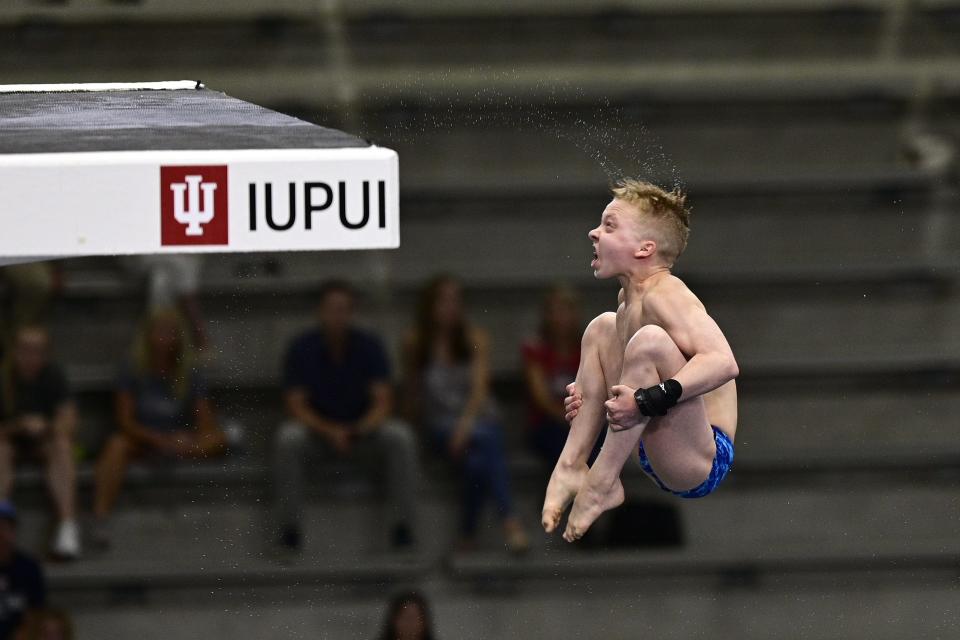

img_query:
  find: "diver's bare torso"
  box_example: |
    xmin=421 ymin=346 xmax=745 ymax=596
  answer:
xmin=612 ymin=277 xmax=738 ymax=440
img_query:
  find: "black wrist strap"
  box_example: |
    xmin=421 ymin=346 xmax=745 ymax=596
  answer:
xmin=634 ymin=379 xmax=683 ymax=417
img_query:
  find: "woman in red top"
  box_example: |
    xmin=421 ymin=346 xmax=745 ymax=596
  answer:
xmin=522 ymin=286 xmax=592 ymax=466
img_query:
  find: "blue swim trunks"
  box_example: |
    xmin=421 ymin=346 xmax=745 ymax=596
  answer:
xmin=637 ymin=426 xmax=734 ymax=499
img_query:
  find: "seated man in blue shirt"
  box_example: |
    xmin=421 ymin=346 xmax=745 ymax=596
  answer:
xmin=274 ymin=281 xmax=418 ymax=553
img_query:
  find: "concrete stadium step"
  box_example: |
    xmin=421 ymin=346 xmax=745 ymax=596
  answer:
xmin=450 ymin=475 xmax=960 ymax=581
xmin=54 ymin=240 xmax=956 ymax=309
xmin=55 ymin=345 xmax=960 ymax=396
xmin=0 ymin=15 xmax=926 ymax=69
xmin=6 ymin=0 xmax=960 ymax=24
xmin=11 ymin=459 xmax=267 ymax=508
xmin=346 ymin=12 xmax=888 ymax=66
xmin=36 ymin=499 xmax=449 ymax=593
xmin=0 ymin=0 xmax=321 ymax=24
xmin=23 ymin=475 xmax=958 ymax=592
xmin=225 ymin=384 xmax=960 ymax=471
xmin=64 ymin=376 xmax=960 ymax=470
xmin=372 ymin=126 xmax=913 ymax=193
xmin=6 ymin=12 xmax=960 ymax=108
xmin=52 ymin=257 xmax=955 ymax=314
xmin=47 ymin=279 xmax=960 ymax=384
xmin=11 ymin=414 xmax=960 ymax=526
xmin=733 ymin=387 xmax=960 ymax=468
xmin=62 ymin=567 xmax=960 ymax=640
xmin=8 ymin=12 xmax=881 ymax=71
xmin=14 ymin=445 xmax=959 ymax=639
xmin=10 ymin=60 xmax=960 ymax=110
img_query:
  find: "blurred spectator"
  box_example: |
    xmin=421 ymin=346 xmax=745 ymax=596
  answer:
xmin=127 ymin=255 xmax=207 ymax=351
xmin=402 ymin=276 xmax=528 ymax=553
xmin=15 ymin=608 xmax=72 ymax=640
xmin=274 ymin=281 xmax=418 ymax=553
xmin=521 ymin=285 xmax=584 ymax=466
xmin=378 ymin=591 xmax=436 ymax=640
xmin=0 ymin=326 xmax=79 ymax=560
xmin=0 ymin=263 xmax=60 ymax=354
xmin=0 ymin=502 xmax=45 ymax=640
xmin=91 ymin=307 xmax=226 ymax=547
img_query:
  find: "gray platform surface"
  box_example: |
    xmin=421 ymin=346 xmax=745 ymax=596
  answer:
xmin=0 ymin=84 xmax=368 ymax=154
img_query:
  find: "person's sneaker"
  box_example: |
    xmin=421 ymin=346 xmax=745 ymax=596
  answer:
xmin=51 ymin=520 xmax=81 ymax=561
xmin=391 ymin=523 xmax=415 ymax=551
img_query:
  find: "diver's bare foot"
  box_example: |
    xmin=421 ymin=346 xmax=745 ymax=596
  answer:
xmin=562 ymin=473 xmax=624 ymax=542
xmin=541 ymin=461 xmax=588 ymax=533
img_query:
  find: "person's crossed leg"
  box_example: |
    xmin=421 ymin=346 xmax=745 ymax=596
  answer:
xmin=541 ymin=312 xmax=620 ymax=534
xmin=561 ymin=323 xmax=717 ymax=541
xmin=542 ymin=314 xmax=722 ymax=541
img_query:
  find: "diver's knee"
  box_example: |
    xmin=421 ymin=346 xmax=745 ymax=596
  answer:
xmin=625 ymin=324 xmax=673 ymax=362
xmin=582 ymin=312 xmax=617 ymax=347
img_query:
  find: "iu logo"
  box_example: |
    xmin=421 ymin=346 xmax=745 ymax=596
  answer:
xmin=160 ymin=166 xmax=229 ymax=246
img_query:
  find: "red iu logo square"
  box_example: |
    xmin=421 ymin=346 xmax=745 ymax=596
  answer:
xmin=160 ymin=165 xmax=229 ymax=246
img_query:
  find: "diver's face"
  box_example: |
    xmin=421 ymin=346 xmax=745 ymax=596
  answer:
xmin=588 ymin=199 xmax=645 ymax=279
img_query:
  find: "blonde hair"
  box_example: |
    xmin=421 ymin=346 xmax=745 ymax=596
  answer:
xmin=610 ymin=178 xmax=691 ymax=264
xmin=132 ymin=307 xmax=195 ymax=400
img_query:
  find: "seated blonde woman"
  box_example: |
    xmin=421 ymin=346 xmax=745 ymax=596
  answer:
xmin=91 ymin=307 xmax=225 ymax=548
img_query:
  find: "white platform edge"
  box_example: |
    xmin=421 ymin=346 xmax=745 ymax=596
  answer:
xmin=0 ymin=146 xmax=400 ymax=262
xmin=0 ymin=80 xmax=200 ymax=93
